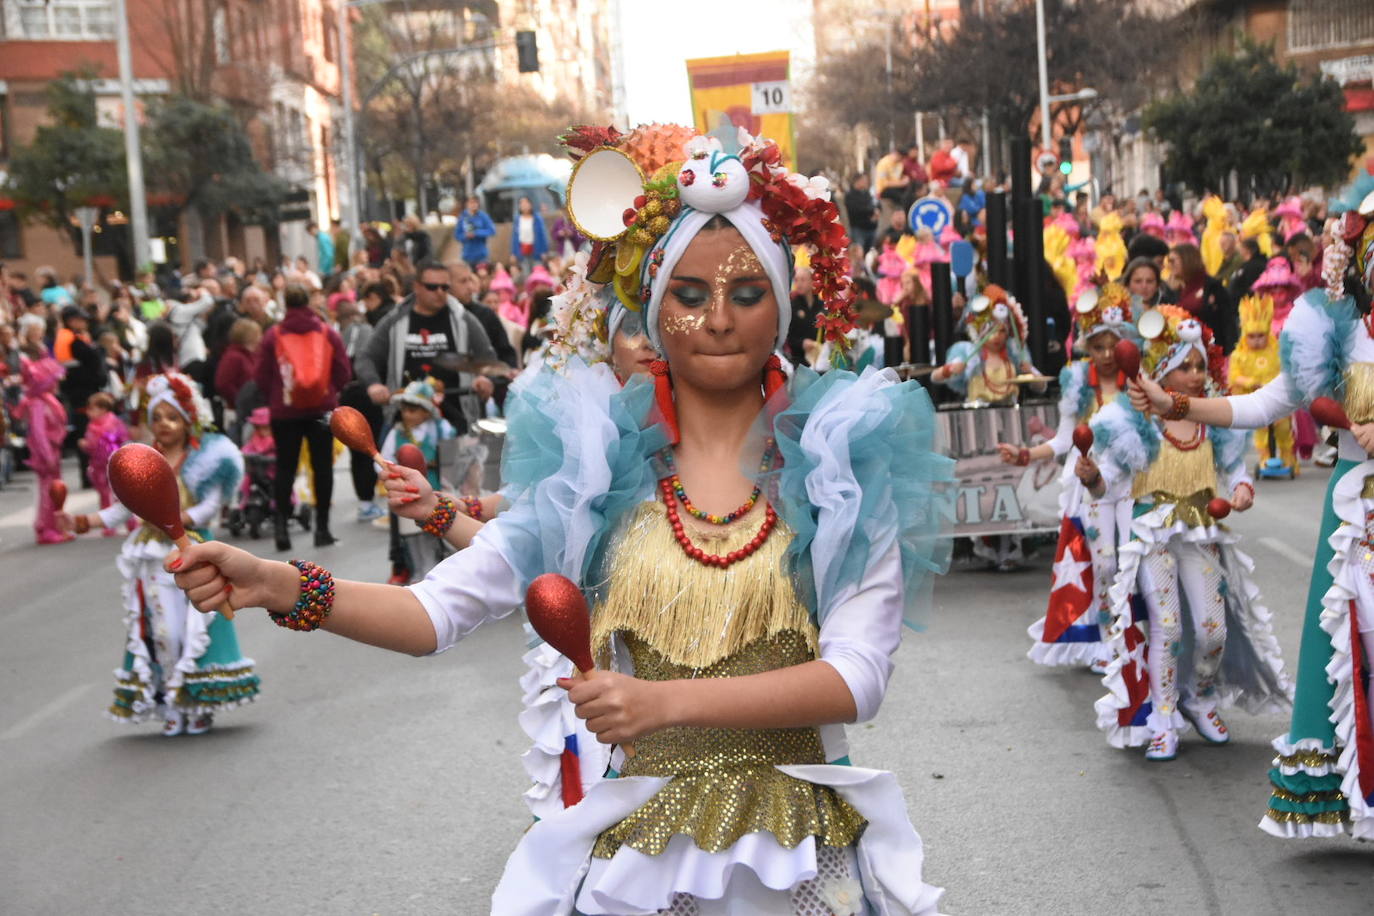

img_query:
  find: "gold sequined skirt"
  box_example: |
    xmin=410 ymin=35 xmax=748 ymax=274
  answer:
xmin=591 ymin=630 xmax=867 ymax=859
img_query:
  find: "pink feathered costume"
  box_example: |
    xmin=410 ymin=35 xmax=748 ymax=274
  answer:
xmin=15 ymin=356 xmax=69 ymax=544
xmin=81 ymin=411 xmax=130 ymax=534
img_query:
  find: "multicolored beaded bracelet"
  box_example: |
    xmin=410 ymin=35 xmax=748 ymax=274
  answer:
xmin=459 ymin=495 xmax=484 ymax=522
xmin=270 ymin=559 xmax=335 ymax=632
xmin=421 ymin=493 xmax=458 ymax=537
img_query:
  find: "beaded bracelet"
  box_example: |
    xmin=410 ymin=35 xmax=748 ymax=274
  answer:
xmin=269 ymin=560 xmax=336 ymax=632
xmin=74 ymin=514 xmax=91 ymax=535
xmin=459 ymin=495 xmax=484 ymax=522
xmin=1162 ymin=389 xmax=1191 ymax=421
xmin=1015 ymin=446 xmax=1031 ymax=467
xmin=421 ymin=493 xmax=459 ymax=537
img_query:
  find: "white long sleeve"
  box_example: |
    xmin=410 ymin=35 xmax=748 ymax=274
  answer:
xmin=816 ymin=539 xmax=904 ymax=723
xmin=407 ymin=524 xmax=524 ymax=653
xmin=184 ymin=488 xmax=223 ymax=529
xmin=98 ymin=501 xmax=132 ymax=529
xmin=1045 ymin=391 xmax=1079 ymax=458
xmin=1226 ymin=375 xmax=1301 ymax=429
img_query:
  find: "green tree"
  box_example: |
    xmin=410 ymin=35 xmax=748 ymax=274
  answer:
xmin=2 ymin=71 xmax=127 ymax=240
xmin=1144 ymin=39 xmax=1362 ymax=194
xmin=143 ymin=95 xmax=287 ymax=256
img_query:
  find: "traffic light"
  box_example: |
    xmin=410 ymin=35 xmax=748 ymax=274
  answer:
xmin=1058 ymin=136 xmax=1073 ymax=175
xmin=515 ymin=30 xmax=539 ymax=73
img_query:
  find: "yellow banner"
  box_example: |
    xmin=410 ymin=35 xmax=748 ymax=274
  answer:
xmin=685 ymin=51 xmax=794 ymax=170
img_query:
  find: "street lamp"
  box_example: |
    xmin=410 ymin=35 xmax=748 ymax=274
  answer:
xmin=114 ymin=0 xmax=150 ymax=271
xmin=1047 ymin=88 xmax=1098 ymax=105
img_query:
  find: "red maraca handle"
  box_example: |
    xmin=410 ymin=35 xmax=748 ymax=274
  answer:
xmin=1072 ymin=423 xmax=1094 ymax=456
xmin=1310 ymin=396 xmax=1351 ymax=431
xmin=1206 ymin=497 xmax=1232 ymax=520
xmin=1113 ymin=339 xmax=1141 ymax=381
xmin=49 ymin=478 xmax=68 ymax=512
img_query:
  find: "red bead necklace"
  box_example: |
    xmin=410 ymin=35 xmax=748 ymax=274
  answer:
xmin=659 ymin=477 xmax=778 ymax=568
xmin=1161 ymin=422 xmax=1205 ymax=451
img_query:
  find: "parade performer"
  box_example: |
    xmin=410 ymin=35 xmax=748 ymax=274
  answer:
xmin=1089 ymin=308 xmax=1290 ymax=762
xmin=1199 ymin=195 xmax=1232 ymax=276
xmin=64 ymin=372 xmax=257 ymax=736
xmin=79 ymin=391 xmax=132 ymax=535
xmin=1228 ymin=295 xmax=1296 ymax=476
xmin=1242 ymin=203 xmax=1276 ymax=258
xmin=876 ymin=238 xmax=909 ymax=305
xmin=14 ymin=341 xmax=70 ymax=544
xmin=1096 ymin=212 xmax=1127 ymax=280
xmin=1001 ymin=283 xmax=1136 ymax=669
xmin=165 ymin=124 xmax=950 ymax=914
xmin=930 ymin=284 xmax=1041 ymax=405
xmin=1131 ymin=183 xmax=1374 ymax=838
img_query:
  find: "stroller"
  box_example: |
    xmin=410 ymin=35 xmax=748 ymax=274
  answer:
xmin=225 ymin=408 xmax=311 ymax=539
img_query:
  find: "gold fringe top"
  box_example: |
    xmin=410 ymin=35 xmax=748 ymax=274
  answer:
xmin=1343 ymin=362 xmax=1374 ymax=425
xmin=1132 ymin=434 xmax=1218 ymax=528
xmin=968 ymin=357 xmax=1017 ymax=405
xmin=591 ymin=499 xmax=817 ymax=671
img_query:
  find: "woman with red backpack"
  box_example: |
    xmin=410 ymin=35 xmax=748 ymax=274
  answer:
xmin=254 ymin=284 xmax=352 ymax=551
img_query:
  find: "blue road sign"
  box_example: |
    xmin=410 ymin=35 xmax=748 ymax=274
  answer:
xmin=908 ymin=195 xmax=953 ymax=235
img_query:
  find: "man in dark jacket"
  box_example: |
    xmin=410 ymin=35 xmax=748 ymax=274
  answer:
xmin=255 ymin=284 xmax=352 ymax=550
xmin=1227 ymin=238 xmax=1268 ymax=303
xmin=844 ymin=174 xmax=878 ymax=253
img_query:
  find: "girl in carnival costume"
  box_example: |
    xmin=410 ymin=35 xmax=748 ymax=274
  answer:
xmin=63 ymin=372 xmax=257 ymax=736
xmin=875 ymin=237 xmax=909 ymax=305
xmin=15 ymin=339 xmax=70 ymax=544
xmin=1095 ymin=212 xmax=1127 ymax=280
xmin=1253 ymin=256 xmax=1303 ymax=333
xmin=999 ymin=283 xmax=1138 ymax=670
xmin=1242 ymin=202 xmax=1276 ymax=258
xmin=1228 ymin=295 xmax=1297 ymax=476
xmin=930 ymin=284 xmax=1043 ymax=405
xmin=1087 ymin=308 xmax=1290 ymax=761
xmin=165 ymin=124 xmax=951 ymax=914
xmin=1132 ymin=177 xmax=1374 ymax=838
xmin=79 ymin=391 xmax=132 ymax=536
xmin=1199 ymin=195 xmax=1232 ymax=276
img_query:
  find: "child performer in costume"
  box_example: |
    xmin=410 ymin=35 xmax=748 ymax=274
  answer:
xmin=1085 ymin=307 xmax=1290 ymax=762
xmin=80 ymin=391 xmax=132 ymax=536
xmin=930 ymin=284 xmax=1043 ymax=404
xmin=63 ymin=372 xmax=257 ymax=736
xmin=1132 ymin=187 xmax=1374 ymax=838
xmin=15 ymin=344 xmax=70 ymax=544
xmin=166 ymin=125 xmax=950 ymax=914
xmin=998 ymin=283 xmax=1137 ymax=670
xmin=380 ymin=378 xmax=458 ymax=582
xmin=1229 ymin=295 xmax=1297 ymax=476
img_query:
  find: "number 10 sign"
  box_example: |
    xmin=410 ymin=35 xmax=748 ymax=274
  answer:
xmin=751 ymin=80 xmax=791 ymax=114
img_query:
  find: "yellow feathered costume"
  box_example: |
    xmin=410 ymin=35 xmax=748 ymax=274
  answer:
xmin=1228 ymin=294 xmax=1296 ymax=474
xmin=1095 ymin=212 xmax=1126 ymax=280
xmin=1199 ymin=195 xmax=1231 ymax=276
xmin=1241 ymin=206 xmax=1274 ymax=258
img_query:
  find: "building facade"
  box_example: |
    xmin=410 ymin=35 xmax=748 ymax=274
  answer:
xmin=0 ymin=0 xmax=350 ymax=279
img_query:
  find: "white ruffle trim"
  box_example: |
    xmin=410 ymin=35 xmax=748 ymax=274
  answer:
xmin=491 ymin=765 xmax=945 ymax=916
xmin=1317 ymin=461 xmax=1374 ymax=840
xmin=1094 ymin=504 xmax=1292 ymax=748
xmin=1268 ymin=735 xmax=1340 ymax=778
xmin=517 ymin=637 xmax=612 ymax=821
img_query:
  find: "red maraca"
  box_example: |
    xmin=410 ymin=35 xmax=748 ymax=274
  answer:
xmin=1207 ymin=497 xmax=1232 ymax=520
xmin=1072 ymin=423 xmax=1094 ymax=456
xmin=107 ymin=443 xmax=235 ymax=619
xmin=395 ymin=443 xmax=427 ymax=474
xmin=1310 ymin=397 xmax=1351 ymax=431
xmin=330 ymin=406 xmax=382 ymax=461
xmin=526 ymin=573 xmax=595 ymax=673
xmin=49 ymin=478 xmax=68 ymax=511
xmin=1113 ymin=339 xmax=1141 ymax=381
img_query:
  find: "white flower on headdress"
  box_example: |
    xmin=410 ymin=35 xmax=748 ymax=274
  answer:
xmin=818 ymin=877 xmax=864 ymax=916
xmin=544 ymin=251 xmax=610 ymax=370
xmin=684 ymin=135 xmax=721 ymax=160
xmin=992 ymin=302 xmax=1010 ymax=322
xmin=1102 ymin=305 xmax=1125 ymax=326
xmin=1177 ymin=318 xmax=1203 ymax=343
xmin=786 ymin=172 xmax=832 ymax=202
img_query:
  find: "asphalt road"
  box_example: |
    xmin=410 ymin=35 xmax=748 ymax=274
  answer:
xmin=1 ymin=460 xmax=1370 ymax=915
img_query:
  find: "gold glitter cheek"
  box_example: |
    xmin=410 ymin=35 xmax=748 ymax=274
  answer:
xmin=662 ymin=313 xmax=707 ymax=336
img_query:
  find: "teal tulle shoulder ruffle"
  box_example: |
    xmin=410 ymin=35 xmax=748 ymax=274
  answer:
xmin=489 ymin=361 xmax=666 ymax=589
xmin=765 ymin=366 xmax=953 ymax=630
xmin=1091 ymin=394 xmax=1158 ymax=479
xmin=1279 ymin=289 xmax=1358 ymax=405
xmin=1210 ymin=424 xmax=1252 ymax=475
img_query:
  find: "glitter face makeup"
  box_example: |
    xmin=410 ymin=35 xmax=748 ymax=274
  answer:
xmin=662 ymin=313 xmax=708 ymax=336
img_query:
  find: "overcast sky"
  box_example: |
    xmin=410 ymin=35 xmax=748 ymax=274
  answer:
xmin=617 ymin=0 xmax=816 ymax=126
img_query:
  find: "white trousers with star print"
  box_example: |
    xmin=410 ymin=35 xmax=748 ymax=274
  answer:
xmin=1136 ymin=540 xmax=1227 ymax=727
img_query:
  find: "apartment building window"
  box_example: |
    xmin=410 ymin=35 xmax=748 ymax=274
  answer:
xmin=10 ymin=0 xmax=114 ymax=40
xmin=1288 ymin=0 xmax=1374 ymax=53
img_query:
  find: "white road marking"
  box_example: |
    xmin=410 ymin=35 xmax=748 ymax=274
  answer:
xmin=1259 ymin=536 xmax=1315 ymax=568
xmin=0 ymin=683 xmax=94 ymax=741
